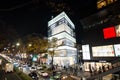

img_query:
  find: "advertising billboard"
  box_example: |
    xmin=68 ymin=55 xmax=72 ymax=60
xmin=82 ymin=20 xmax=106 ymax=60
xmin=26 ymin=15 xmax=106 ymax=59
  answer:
xmin=114 ymin=44 xmax=120 ymax=57
xmin=92 ymin=45 xmax=115 ymax=57
xmin=82 ymin=44 xmax=91 ymax=60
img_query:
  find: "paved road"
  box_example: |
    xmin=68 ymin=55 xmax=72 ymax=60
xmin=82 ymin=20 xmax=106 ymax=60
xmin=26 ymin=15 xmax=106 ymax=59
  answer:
xmin=1 ymin=72 xmax=22 ymax=80
xmin=0 ymin=55 xmax=22 ymax=80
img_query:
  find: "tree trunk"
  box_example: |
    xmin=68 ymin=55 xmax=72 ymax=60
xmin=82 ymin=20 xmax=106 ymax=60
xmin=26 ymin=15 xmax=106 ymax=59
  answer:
xmin=51 ymin=56 xmax=54 ymax=70
xmin=51 ymin=50 xmax=54 ymax=70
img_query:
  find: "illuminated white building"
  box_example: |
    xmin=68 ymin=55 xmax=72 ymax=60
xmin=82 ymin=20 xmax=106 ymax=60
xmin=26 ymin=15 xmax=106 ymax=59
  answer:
xmin=47 ymin=12 xmax=77 ymax=66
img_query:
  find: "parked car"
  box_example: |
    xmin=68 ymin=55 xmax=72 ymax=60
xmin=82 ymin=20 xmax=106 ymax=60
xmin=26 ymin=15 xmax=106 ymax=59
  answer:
xmin=49 ymin=76 xmax=56 ymax=80
xmin=39 ymin=71 xmax=49 ymax=77
xmin=5 ymin=63 xmax=14 ymax=73
xmin=36 ymin=65 xmax=43 ymax=70
xmin=52 ymin=71 xmax=61 ymax=80
xmin=41 ymin=72 xmax=49 ymax=77
xmin=29 ymin=66 xmax=36 ymax=72
xmin=54 ymin=72 xmax=61 ymax=79
xmin=13 ymin=62 xmax=20 ymax=67
xmin=28 ymin=72 xmax=39 ymax=80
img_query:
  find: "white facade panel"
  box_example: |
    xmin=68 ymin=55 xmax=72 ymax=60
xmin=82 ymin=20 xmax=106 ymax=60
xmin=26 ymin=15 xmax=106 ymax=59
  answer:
xmin=52 ymin=24 xmax=73 ymax=36
xmin=48 ymin=32 xmax=76 ymax=43
xmin=48 ymin=12 xmax=75 ymax=29
xmin=56 ymin=46 xmax=77 ymax=51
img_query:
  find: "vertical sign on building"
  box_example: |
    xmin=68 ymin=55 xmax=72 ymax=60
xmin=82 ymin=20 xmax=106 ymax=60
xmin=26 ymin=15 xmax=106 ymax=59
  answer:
xmin=82 ymin=44 xmax=90 ymax=60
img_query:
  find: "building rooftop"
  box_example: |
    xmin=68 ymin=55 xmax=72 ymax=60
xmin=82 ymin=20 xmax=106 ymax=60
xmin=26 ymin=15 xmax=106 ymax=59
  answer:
xmin=48 ymin=11 xmax=75 ymax=29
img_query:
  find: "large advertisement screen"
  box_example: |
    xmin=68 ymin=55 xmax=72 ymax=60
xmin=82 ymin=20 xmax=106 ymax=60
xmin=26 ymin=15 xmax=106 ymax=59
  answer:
xmin=114 ymin=44 xmax=120 ymax=57
xmin=82 ymin=44 xmax=91 ymax=60
xmin=92 ymin=45 xmax=115 ymax=57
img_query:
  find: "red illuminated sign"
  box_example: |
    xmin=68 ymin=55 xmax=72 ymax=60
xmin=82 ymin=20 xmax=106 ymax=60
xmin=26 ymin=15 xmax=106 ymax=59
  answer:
xmin=103 ymin=27 xmax=116 ymax=39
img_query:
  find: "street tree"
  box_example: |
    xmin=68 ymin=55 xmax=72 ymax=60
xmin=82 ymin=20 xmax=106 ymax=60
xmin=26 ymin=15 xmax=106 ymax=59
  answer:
xmin=0 ymin=25 xmax=19 ymax=52
xmin=24 ymin=34 xmax=48 ymax=54
xmin=48 ymin=37 xmax=64 ymax=69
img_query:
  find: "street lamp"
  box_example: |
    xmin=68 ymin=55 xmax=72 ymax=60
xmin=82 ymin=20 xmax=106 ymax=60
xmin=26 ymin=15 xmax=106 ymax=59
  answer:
xmin=28 ymin=44 xmax=32 ymax=47
xmin=16 ymin=42 xmax=20 ymax=46
xmin=16 ymin=42 xmax=21 ymax=54
xmin=79 ymin=50 xmax=83 ymax=65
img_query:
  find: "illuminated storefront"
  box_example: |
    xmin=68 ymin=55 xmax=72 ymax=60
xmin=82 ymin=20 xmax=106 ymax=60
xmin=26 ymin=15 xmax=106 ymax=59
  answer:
xmin=97 ymin=0 xmax=118 ymax=9
xmin=47 ymin=12 xmax=77 ymax=66
xmin=83 ymin=62 xmax=112 ymax=71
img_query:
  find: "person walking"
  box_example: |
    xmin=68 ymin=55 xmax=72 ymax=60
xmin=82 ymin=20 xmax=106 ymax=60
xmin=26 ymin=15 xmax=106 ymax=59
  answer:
xmin=89 ymin=64 xmax=92 ymax=76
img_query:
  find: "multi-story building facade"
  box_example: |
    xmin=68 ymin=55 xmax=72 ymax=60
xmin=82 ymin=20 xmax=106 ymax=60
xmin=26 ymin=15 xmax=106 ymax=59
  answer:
xmin=81 ymin=0 xmax=120 ymax=47
xmin=80 ymin=0 xmax=120 ymax=73
xmin=47 ymin=11 xmax=77 ymax=67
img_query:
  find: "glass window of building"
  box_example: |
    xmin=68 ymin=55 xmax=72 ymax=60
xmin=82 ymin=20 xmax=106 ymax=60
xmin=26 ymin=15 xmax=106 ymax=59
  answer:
xmin=58 ymin=18 xmax=65 ymax=25
xmin=48 ymin=27 xmax=52 ymax=37
xmin=50 ymin=23 xmax=57 ymax=29
xmin=65 ymin=39 xmax=74 ymax=47
xmin=64 ymin=18 xmax=72 ymax=28
xmin=48 ymin=30 xmax=52 ymax=37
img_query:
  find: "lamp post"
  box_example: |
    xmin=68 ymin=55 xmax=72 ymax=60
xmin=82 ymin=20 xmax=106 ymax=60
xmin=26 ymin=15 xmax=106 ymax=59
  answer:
xmin=16 ymin=42 xmax=20 ymax=54
xmin=76 ymin=44 xmax=83 ymax=66
xmin=79 ymin=50 xmax=82 ymax=65
xmin=76 ymin=44 xmax=80 ymax=64
xmin=28 ymin=44 xmax=32 ymax=47
xmin=16 ymin=42 xmax=20 ymax=46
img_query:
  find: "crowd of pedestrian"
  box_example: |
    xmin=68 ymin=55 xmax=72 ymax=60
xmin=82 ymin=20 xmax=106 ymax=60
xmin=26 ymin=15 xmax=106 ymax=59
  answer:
xmin=50 ymin=61 xmax=120 ymax=80
xmin=89 ymin=61 xmax=120 ymax=76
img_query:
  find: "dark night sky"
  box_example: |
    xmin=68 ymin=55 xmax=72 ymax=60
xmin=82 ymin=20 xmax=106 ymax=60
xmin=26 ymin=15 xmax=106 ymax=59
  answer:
xmin=0 ymin=0 xmax=98 ymax=43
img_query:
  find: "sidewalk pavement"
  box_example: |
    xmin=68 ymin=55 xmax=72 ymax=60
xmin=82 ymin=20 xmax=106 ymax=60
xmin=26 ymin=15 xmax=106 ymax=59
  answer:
xmin=71 ymin=75 xmax=81 ymax=80
xmin=61 ymin=69 xmax=92 ymax=80
xmin=71 ymin=71 xmax=91 ymax=80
